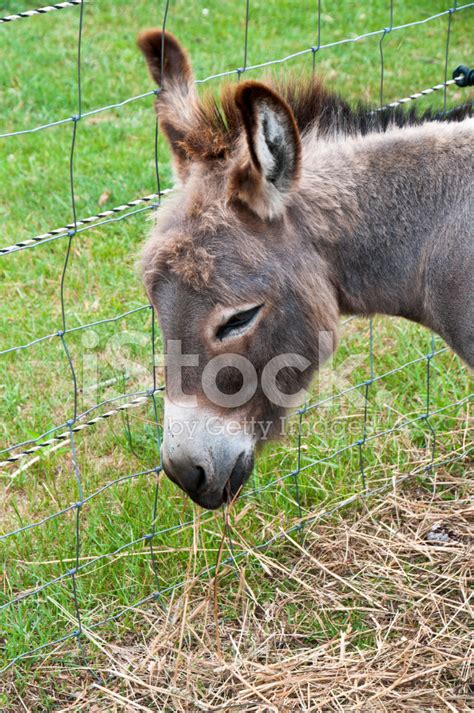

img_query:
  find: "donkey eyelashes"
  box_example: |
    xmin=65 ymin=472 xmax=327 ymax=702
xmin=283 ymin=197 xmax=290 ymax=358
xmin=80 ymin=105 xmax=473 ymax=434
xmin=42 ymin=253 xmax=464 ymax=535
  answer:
xmin=216 ymin=304 xmax=264 ymax=341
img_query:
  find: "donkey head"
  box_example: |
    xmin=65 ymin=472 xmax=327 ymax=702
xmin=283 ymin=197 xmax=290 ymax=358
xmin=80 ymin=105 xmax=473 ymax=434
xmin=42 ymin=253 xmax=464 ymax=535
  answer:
xmin=138 ymin=30 xmax=339 ymax=509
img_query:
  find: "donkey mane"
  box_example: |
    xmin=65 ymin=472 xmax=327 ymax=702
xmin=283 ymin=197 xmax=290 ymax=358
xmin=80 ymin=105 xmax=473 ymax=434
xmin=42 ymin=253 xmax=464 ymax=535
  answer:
xmin=177 ymin=76 xmax=472 ymax=161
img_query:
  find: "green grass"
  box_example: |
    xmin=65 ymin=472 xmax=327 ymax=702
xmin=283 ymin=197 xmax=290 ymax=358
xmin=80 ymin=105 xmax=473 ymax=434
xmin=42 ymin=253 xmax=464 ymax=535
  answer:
xmin=0 ymin=0 xmax=473 ymax=704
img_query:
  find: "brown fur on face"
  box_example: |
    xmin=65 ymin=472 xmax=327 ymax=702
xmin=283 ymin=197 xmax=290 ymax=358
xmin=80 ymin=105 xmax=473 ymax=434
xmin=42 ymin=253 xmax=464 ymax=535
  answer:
xmin=163 ymin=235 xmax=215 ymax=291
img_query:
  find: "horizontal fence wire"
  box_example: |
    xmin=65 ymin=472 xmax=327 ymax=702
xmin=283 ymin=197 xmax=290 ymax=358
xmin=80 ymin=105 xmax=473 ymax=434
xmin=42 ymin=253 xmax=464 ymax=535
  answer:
xmin=0 ymin=341 xmax=461 ymax=467
xmin=0 ymin=75 xmax=470 ymax=257
xmin=1 ymin=4 xmax=473 ymax=139
xmin=0 ymin=192 xmax=167 ymax=256
xmin=0 ymin=0 xmax=82 ymax=24
xmin=0 ymin=0 xmax=473 ymax=678
xmin=1 ymin=444 xmax=471 ymax=675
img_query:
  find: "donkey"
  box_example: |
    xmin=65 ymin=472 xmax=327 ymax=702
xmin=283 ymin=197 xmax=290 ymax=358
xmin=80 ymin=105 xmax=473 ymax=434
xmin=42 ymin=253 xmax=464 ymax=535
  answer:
xmin=137 ymin=30 xmax=473 ymax=510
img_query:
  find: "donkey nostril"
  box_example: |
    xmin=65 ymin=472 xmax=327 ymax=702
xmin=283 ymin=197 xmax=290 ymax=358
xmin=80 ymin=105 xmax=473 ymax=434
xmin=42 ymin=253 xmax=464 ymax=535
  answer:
xmin=164 ymin=456 xmax=208 ymax=495
xmin=194 ymin=465 xmax=206 ymax=491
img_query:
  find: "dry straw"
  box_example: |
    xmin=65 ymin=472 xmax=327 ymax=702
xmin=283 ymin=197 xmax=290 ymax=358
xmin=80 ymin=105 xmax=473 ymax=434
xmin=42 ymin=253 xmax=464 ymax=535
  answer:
xmin=4 ymin=471 xmax=472 ymax=711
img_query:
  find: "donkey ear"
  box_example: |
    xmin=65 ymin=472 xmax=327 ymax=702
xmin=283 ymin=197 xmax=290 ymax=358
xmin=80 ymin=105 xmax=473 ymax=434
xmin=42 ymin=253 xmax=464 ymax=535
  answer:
xmin=137 ymin=29 xmax=193 ymax=89
xmin=137 ymin=30 xmax=196 ymax=181
xmin=231 ymin=81 xmax=301 ymax=218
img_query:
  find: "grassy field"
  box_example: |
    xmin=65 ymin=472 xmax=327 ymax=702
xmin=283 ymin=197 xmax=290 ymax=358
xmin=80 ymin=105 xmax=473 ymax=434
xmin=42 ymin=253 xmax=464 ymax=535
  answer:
xmin=0 ymin=0 xmax=473 ymax=709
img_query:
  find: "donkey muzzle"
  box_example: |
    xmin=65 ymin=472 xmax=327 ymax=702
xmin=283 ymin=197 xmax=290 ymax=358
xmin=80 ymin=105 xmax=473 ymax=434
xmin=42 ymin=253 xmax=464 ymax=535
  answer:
xmin=161 ymin=402 xmax=255 ymax=509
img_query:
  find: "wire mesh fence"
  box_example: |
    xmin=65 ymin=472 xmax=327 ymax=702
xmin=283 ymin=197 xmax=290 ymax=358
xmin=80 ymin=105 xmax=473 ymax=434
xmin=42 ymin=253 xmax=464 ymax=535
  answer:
xmin=0 ymin=0 xmax=472 ymax=676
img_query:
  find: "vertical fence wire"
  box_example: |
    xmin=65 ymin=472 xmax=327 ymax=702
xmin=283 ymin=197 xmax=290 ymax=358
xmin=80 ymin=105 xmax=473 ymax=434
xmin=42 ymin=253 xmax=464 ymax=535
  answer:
xmin=64 ymin=0 xmax=86 ymax=670
xmin=237 ymin=0 xmax=250 ymax=81
xmin=312 ymin=0 xmax=322 ymax=74
xmin=443 ymin=4 xmax=457 ymax=112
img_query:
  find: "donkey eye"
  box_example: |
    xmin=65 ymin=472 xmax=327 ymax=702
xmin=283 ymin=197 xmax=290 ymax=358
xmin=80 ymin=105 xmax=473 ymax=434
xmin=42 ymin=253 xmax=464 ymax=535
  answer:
xmin=216 ymin=305 xmax=263 ymax=341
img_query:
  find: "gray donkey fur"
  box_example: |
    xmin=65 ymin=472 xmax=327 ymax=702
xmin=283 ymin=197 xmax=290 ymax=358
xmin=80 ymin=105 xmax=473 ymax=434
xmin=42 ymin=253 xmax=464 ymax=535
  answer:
xmin=297 ymin=119 xmax=474 ymax=366
xmin=138 ymin=29 xmax=473 ymax=508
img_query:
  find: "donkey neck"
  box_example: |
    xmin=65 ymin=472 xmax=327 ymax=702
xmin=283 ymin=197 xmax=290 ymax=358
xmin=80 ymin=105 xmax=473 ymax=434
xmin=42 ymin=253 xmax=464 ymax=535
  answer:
xmin=299 ymin=120 xmax=472 ymax=324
